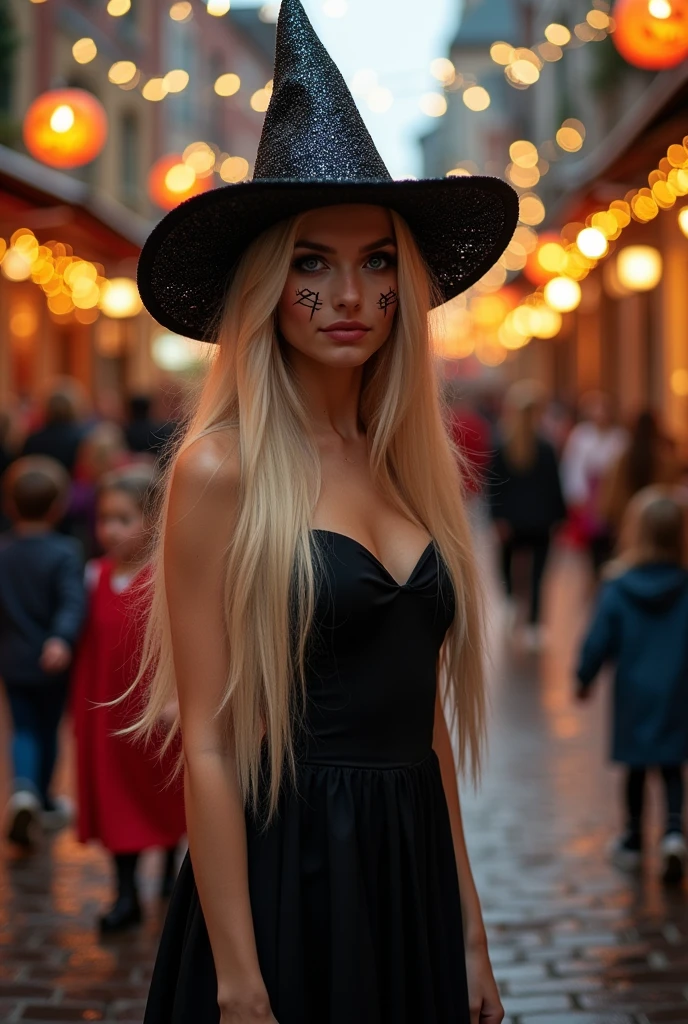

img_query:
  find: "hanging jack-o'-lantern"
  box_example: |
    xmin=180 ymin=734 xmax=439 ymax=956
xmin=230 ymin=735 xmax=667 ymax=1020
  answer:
xmin=23 ymin=89 xmax=108 ymax=169
xmin=611 ymin=0 xmax=688 ymax=70
xmin=148 ymin=154 xmax=213 ymax=211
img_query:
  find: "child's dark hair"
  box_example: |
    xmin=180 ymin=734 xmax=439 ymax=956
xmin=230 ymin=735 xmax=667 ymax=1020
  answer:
xmin=3 ymin=455 xmax=69 ymax=521
xmin=624 ymin=486 xmax=686 ymax=566
xmin=98 ymin=463 xmax=162 ymax=522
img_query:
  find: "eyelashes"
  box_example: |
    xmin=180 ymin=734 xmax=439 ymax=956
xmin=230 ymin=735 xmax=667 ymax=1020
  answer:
xmin=292 ymin=251 xmax=397 ymax=273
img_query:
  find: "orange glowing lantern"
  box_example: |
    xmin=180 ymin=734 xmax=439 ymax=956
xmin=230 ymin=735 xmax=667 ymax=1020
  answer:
xmin=23 ymin=89 xmax=108 ymax=169
xmin=148 ymin=154 xmax=213 ymax=211
xmin=523 ymin=232 xmax=564 ymax=286
xmin=611 ymin=0 xmax=688 ymax=70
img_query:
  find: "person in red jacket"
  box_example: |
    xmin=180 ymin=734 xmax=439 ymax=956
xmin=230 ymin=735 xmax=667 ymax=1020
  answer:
xmin=73 ymin=464 xmax=185 ymax=933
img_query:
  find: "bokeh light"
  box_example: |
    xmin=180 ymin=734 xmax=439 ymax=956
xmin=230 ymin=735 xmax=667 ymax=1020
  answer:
xmin=545 ymin=23 xmax=571 ymax=45
xmin=490 ymin=42 xmax=515 ymax=64
xmin=367 ymin=86 xmax=394 ymax=113
xmin=678 ymin=206 xmax=688 ymax=237
xmin=544 ymin=276 xmax=582 ymax=312
xmin=576 ymin=227 xmax=608 ymax=259
xmin=170 ymin=2 xmax=193 ymax=20
xmin=462 ymin=86 xmax=490 ymax=111
xmin=219 ymin=155 xmax=250 ymax=182
xmin=215 ymin=73 xmax=241 ymax=96
xmin=519 ymin=194 xmax=546 ymax=225
xmin=72 ymin=38 xmax=97 ymax=64
xmin=419 ymin=93 xmax=447 ymax=117
xmin=430 ymin=58 xmax=455 ymax=85
xmin=142 ymin=78 xmax=168 ymax=102
xmin=164 ymin=69 xmax=189 ymax=93
xmin=99 ymin=278 xmax=142 ymax=318
xmin=107 ymin=0 xmax=131 ymax=14
xmin=109 ymin=61 xmax=137 ymax=85
xmin=671 ymin=368 xmax=688 ymax=396
xmin=616 ymin=245 xmax=663 ymax=290
xmin=23 ymin=89 xmax=108 ymax=169
xmin=207 ymin=0 xmax=231 ymax=14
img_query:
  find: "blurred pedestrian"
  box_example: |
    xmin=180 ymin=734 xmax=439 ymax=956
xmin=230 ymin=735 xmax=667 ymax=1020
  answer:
xmin=488 ymin=380 xmax=566 ymax=649
xmin=21 ymin=381 xmax=90 ymax=475
xmin=72 ymin=465 xmax=185 ymax=934
xmin=124 ymin=394 xmax=176 ymax=458
xmin=69 ymin=421 xmax=132 ymax=558
xmin=560 ymin=391 xmax=627 ymax=575
xmin=0 ymin=456 xmax=86 ymax=847
xmin=576 ymin=487 xmax=688 ymax=884
xmin=600 ymin=410 xmax=682 ymax=540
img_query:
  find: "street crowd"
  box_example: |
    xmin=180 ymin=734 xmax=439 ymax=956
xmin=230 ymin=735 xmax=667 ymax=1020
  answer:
xmin=1 ymin=374 xmax=688 ymax=936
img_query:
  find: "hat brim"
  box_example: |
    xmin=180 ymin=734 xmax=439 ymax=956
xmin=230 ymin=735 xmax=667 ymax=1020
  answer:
xmin=137 ymin=176 xmax=519 ymax=342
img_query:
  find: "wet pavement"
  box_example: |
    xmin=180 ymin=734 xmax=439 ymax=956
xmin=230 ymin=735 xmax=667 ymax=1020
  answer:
xmin=0 ymin=541 xmax=687 ymax=1023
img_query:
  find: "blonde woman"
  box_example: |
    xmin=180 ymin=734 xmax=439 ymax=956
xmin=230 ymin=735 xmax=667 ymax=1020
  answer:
xmin=135 ymin=2 xmax=518 ymax=1021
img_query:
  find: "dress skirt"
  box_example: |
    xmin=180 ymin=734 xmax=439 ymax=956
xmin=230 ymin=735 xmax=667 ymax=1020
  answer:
xmin=144 ymin=752 xmax=470 ymax=1023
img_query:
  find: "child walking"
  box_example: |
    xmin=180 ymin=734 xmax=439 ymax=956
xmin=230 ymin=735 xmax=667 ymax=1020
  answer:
xmin=576 ymin=487 xmax=688 ymax=884
xmin=0 ymin=456 xmax=86 ymax=847
xmin=73 ymin=465 xmax=185 ymax=933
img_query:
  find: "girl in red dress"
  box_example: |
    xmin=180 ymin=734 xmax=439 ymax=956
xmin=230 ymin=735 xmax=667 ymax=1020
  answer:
xmin=73 ymin=465 xmax=186 ymax=933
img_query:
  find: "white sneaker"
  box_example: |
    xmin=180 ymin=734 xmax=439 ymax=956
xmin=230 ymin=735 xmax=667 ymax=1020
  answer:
xmin=660 ymin=832 xmax=686 ymax=885
xmin=40 ymin=795 xmax=74 ymax=832
xmin=5 ymin=790 xmax=42 ymax=848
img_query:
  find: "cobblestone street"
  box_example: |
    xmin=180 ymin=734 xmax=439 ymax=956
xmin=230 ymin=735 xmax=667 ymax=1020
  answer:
xmin=1 ymin=543 xmax=687 ymax=1024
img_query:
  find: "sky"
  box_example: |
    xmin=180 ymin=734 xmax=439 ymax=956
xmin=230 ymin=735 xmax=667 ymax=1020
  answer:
xmin=233 ymin=0 xmax=462 ymax=178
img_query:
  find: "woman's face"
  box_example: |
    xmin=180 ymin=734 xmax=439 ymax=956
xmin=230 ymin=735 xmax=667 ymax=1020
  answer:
xmin=277 ymin=204 xmax=398 ymax=369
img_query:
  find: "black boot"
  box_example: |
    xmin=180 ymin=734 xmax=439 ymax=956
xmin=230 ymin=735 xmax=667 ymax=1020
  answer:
xmin=99 ymin=853 xmax=142 ymax=934
xmin=160 ymin=846 xmax=178 ymax=899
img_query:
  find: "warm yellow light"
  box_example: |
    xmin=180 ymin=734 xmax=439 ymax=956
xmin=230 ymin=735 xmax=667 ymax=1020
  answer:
xmin=678 ymin=207 xmax=688 ymax=237
xmin=649 ymin=0 xmax=673 ymax=17
xmin=544 ymin=23 xmax=571 ymax=45
xmin=250 ymin=88 xmax=271 ymax=112
xmin=214 ymin=73 xmax=241 ymax=96
xmin=462 ymin=86 xmax=490 ymax=111
xmin=99 ymin=277 xmax=143 ymax=318
xmin=50 ymin=105 xmax=75 ymax=133
xmin=107 ymin=0 xmax=131 ymax=14
xmin=419 ymin=93 xmax=447 ymax=117
xmin=367 ymin=86 xmax=394 ymax=113
xmin=474 ymin=263 xmax=507 ymax=293
xmin=529 ymin=304 xmax=562 ymax=339
xmin=446 ymin=167 xmax=472 ymax=177
xmin=219 ymin=156 xmax=250 ymax=183
xmin=556 ymin=126 xmax=583 ymax=152
xmin=164 ymin=69 xmax=189 ymax=93
xmin=72 ymin=38 xmax=97 ymax=64
xmin=499 ymin=314 xmax=530 ymax=350
xmin=544 ymin=276 xmax=581 ymax=312
xmin=471 ymin=295 xmax=511 ymax=329
xmin=71 ymin=277 xmax=101 ymax=309
xmin=667 ymin=143 xmax=688 ymax=167
xmin=507 ymin=163 xmax=540 ymax=189
xmin=508 ymin=60 xmax=540 ymax=85
xmin=170 ymin=1 xmax=193 ymax=20
xmin=576 ymin=227 xmax=608 ymax=259
xmin=165 ymin=163 xmax=197 ymax=193
xmin=586 ymin=9 xmax=610 ymax=28
xmin=490 ymin=42 xmax=515 ymax=64
xmin=2 ymin=248 xmax=33 ymax=282
xmin=259 ymin=2 xmax=280 ymax=21
xmin=142 ymin=78 xmax=168 ymax=101
xmin=10 ymin=303 xmax=38 ymax=338
xmin=206 ymin=0 xmax=230 ymax=13
xmin=183 ymin=141 xmax=216 ymax=174
xmin=509 ymin=139 xmax=538 ymax=168
xmin=430 ymin=58 xmax=455 ymax=85
xmin=109 ymin=61 xmax=137 ymax=85
xmin=671 ymin=369 xmax=688 ymax=396
xmin=538 ymin=42 xmax=563 ymax=62
xmin=616 ymin=246 xmax=663 ymax=291
xmin=519 ymin=194 xmax=546 ymax=225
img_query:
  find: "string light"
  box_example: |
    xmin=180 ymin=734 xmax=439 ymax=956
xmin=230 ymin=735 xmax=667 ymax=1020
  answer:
xmin=170 ymin=2 xmax=193 ymax=20
xmin=163 ymin=69 xmax=190 ymax=93
xmin=214 ymin=73 xmax=241 ymax=97
xmin=206 ymin=0 xmax=231 ymax=14
xmin=462 ymin=86 xmax=490 ymax=111
xmin=109 ymin=62 xmax=138 ymax=86
xmin=678 ymin=207 xmax=688 ymax=237
xmin=72 ymin=38 xmax=97 ymax=64
xmin=107 ymin=0 xmax=131 ymax=15
xmin=419 ymin=93 xmax=447 ymax=117
xmin=430 ymin=58 xmax=456 ymax=85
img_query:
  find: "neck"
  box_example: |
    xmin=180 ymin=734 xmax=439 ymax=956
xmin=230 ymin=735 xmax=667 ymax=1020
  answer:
xmin=15 ymin=520 xmax=51 ymax=535
xmin=287 ymin=348 xmax=365 ymax=439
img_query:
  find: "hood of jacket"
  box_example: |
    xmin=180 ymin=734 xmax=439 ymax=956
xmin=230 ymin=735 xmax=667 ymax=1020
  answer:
xmin=616 ymin=563 xmax=688 ymax=611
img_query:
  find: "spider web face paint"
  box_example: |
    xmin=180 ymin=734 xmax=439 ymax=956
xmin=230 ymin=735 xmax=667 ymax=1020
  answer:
xmin=377 ymin=288 xmax=398 ymax=317
xmin=294 ymin=288 xmax=323 ymax=321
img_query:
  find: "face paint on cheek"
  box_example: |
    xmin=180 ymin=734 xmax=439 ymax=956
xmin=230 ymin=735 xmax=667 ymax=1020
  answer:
xmin=294 ymin=288 xmax=323 ymax=321
xmin=377 ymin=288 xmax=398 ymax=318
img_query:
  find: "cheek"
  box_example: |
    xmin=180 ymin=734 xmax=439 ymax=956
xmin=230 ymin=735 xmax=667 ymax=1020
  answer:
xmin=278 ymin=278 xmax=325 ymax=340
xmin=369 ymin=275 xmax=399 ymax=326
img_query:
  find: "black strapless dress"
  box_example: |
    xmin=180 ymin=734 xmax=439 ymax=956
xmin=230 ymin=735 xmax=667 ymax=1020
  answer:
xmin=144 ymin=531 xmax=470 ymax=1023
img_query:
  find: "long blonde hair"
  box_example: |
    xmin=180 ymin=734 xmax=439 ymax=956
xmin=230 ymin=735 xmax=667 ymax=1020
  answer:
xmin=132 ymin=209 xmax=487 ymax=818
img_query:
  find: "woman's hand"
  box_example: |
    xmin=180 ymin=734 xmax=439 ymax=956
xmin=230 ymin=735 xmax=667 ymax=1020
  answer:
xmin=466 ymin=938 xmax=504 ymax=1024
xmin=218 ymin=984 xmax=278 ymax=1022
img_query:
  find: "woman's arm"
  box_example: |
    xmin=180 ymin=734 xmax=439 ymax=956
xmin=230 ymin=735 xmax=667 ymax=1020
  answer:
xmin=165 ymin=434 xmax=277 ymax=1023
xmin=433 ymin=692 xmax=504 ymax=1024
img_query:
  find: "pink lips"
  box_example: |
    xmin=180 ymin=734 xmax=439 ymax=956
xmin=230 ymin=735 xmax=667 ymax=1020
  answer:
xmin=320 ymin=320 xmax=371 ymax=344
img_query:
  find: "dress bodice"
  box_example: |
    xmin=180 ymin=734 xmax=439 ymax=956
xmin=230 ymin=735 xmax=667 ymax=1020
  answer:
xmin=299 ymin=530 xmax=456 ymax=768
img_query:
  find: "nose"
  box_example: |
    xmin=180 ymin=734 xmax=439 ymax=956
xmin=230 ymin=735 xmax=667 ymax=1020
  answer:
xmin=331 ymin=267 xmax=362 ymax=315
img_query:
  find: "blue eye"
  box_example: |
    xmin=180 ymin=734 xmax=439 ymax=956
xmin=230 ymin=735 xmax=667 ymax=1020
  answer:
xmin=294 ymin=255 xmax=325 ymax=272
xmin=365 ymin=252 xmax=396 ymax=270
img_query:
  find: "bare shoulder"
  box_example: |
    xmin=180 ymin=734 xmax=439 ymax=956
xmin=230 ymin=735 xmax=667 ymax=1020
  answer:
xmin=166 ymin=428 xmax=240 ymax=558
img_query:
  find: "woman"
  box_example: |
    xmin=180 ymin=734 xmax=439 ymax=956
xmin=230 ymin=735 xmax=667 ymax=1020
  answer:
xmin=133 ymin=1 xmax=518 ymax=1021
xmin=488 ymin=381 xmax=566 ymax=647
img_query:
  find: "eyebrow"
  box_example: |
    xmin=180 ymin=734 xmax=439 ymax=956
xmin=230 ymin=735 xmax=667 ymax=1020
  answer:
xmin=293 ymin=235 xmax=397 ymax=254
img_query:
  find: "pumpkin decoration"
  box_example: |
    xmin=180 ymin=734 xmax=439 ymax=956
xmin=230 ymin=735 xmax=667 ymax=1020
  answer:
xmin=148 ymin=153 xmax=213 ymax=211
xmin=23 ymin=88 xmax=108 ymax=169
xmin=611 ymin=0 xmax=688 ymax=70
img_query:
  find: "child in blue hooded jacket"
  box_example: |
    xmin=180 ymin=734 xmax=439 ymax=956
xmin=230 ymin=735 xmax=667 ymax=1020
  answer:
xmin=577 ymin=487 xmax=688 ymax=884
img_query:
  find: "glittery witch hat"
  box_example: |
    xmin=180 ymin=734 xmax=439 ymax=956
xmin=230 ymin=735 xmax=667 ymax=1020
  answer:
xmin=137 ymin=0 xmax=518 ymax=342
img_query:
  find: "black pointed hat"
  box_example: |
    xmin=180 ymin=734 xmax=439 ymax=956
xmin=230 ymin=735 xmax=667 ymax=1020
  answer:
xmin=137 ymin=0 xmax=518 ymax=342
